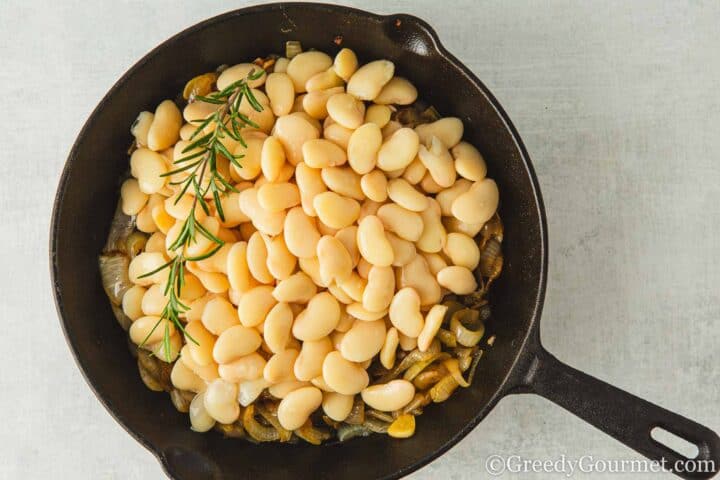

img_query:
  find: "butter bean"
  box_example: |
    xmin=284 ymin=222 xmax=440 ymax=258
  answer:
xmin=217 ymin=63 xmax=266 ymax=90
xmin=317 ymin=235 xmax=353 ymax=285
xmin=444 ymin=232 xmax=480 ymax=270
xmin=422 ymin=252 xmax=448 ymax=276
xmin=274 ymin=57 xmax=290 ymax=73
xmin=265 ymin=72 xmax=295 ymax=116
xmin=306 ymin=69 xmax=344 ymax=92
xmin=172 ymin=360 xmax=206 ymax=394
xmin=130 ymin=316 xmax=175 ymax=346
xmin=180 ymin=345 xmax=219 ymax=381
xmin=415 ymin=117 xmax=464 ymax=149
xmin=246 ymin=232 xmax=273 ymax=284
xmin=218 ymin=352 xmax=266 ymax=383
xmin=420 ymin=171 xmax=444 ymax=194
xmin=361 ymin=380 xmax=415 ymax=412
xmin=326 ymin=93 xmax=365 ymax=129
xmin=302 ymin=138 xmax=347 ymax=168
xmin=323 ymin=122 xmax=353 ymax=150
xmin=272 ymin=114 xmax=319 ymax=165
xmin=322 ymin=392 xmax=354 ymax=421
xmin=387 ymin=178 xmax=428 ymax=212
xmin=273 ymin=272 xmax=317 ymax=303
xmin=128 ymin=252 xmax=166 ymax=285
xmin=277 ymin=386 xmax=323 ymax=430
xmin=452 ymin=141 xmax=487 ymax=181
xmin=294 ymin=163 xmax=327 ymax=216
xmin=264 ymin=349 xmax=299 ymax=383
xmin=333 ymin=48 xmax=358 ymax=81
xmin=238 ymin=188 xmax=286 ymax=236
xmin=266 ymin=234 xmax=297 ymax=280
xmin=327 ymin=282 xmax=353 ymax=304
xmin=437 ymin=265 xmax=478 ymax=294
xmin=356 ymin=258 xmax=372 ymax=279
xmin=337 ymin=272 xmax=366 ymax=302
xmin=238 ymin=378 xmax=270 ymax=407
xmin=237 ymin=286 xmax=276 ymax=327
xmin=147 ymin=100 xmax=182 ymax=151
xmin=385 ymin=232 xmax=416 ymax=267
xmin=346 ymin=60 xmax=394 ymax=100
xmin=227 ymin=242 xmax=257 ymax=293
xmin=362 ymin=266 xmax=395 ymax=313
xmin=374 ymin=77 xmax=418 ymax=105
xmin=269 ymin=380 xmax=310 ymax=399
xmin=334 ymin=226 xmax=360 ymax=267
xmin=417 ymin=304 xmax=448 ymax=352
xmin=360 ymin=170 xmax=388 ymax=202
xmin=417 ymin=198 xmax=447 ymax=253
xmin=347 ymin=123 xmax=382 ymax=174
xmin=263 ymin=302 xmax=294 ymax=353
xmin=202 ymin=296 xmax=240 ymax=335
xmin=365 ymin=104 xmax=392 ymax=128
xmin=213 ymin=325 xmax=262 ymax=364
xmin=345 ymin=303 xmax=387 ymax=321
xmin=257 ymin=182 xmax=300 ymax=212
xmin=389 ymin=287 xmax=424 ymax=337
xmin=321 ymin=167 xmax=364 ymax=200
xmin=436 ymin=179 xmax=472 ymax=216
xmin=130 ymin=148 xmax=168 ymax=194
xmin=295 ymin=337 xmax=333 ymax=381
xmin=298 ymin=256 xmax=326 ymax=287
xmin=399 ymin=255 xmax=442 ymax=307
xmin=356 ymin=215 xmax=394 ymax=267
xmin=303 ymin=86 xmax=345 ymax=119
xmin=451 ymin=178 xmax=499 ymax=225
xmin=313 ymin=192 xmax=360 ymax=229
xmin=285 ymin=207 xmax=320 ymax=258
xmin=121 ymin=179 xmax=148 ymax=216
xmin=260 ymin=135 xmax=287 ymax=181
xmin=131 ymin=111 xmax=154 ymax=147
xmin=377 ymin=203 xmax=424 ymax=242
xmin=376 ymin=128 xmax=420 ymax=172
xmin=204 ymin=379 xmax=240 ymax=424
xmin=380 ymin=327 xmax=399 ymax=369
xmin=398 ymin=332 xmax=417 ymax=351
xmin=141 ymin=284 xmax=166 ymax=316
xmin=287 ymin=51 xmax=333 ymax=92
xmin=292 ymin=292 xmax=341 ymax=341
xmin=402 ymin=157 xmax=427 ymax=185
xmin=340 ymin=319 xmax=386 ymax=362
xmin=420 ymin=138 xmax=457 ymax=189
xmin=322 ymin=351 xmax=369 ymax=395
xmin=122 ymin=285 xmax=146 ymax=321
xmin=231 ymin=136 xmax=264 ymax=180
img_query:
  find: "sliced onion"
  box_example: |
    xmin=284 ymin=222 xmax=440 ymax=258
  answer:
xmin=256 ymin=402 xmax=292 ymax=442
xmin=99 ymin=253 xmax=131 ymax=305
xmin=344 ymin=397 xmax=365 ymax=425
xmin=437 ymin=328 xmax=457 ymax=347
xmin=402 ymin=352 xmax=450 ymax=382
xmin=429 ymin=375 xmax=459 ymax=403
xmin=466 ymin=349 xmax=485 ymax=386
xmin=442 ymin=358 xmax=470 ymax=388
xmin=449 ymin=309 xmax=485 ymax=347
xmin=238 ymin=378 xmax=269 ymax=407
xmin=243 ymin=404 xmax=280 ymax=442
xmin=285 ymin=40 xmax=302 ymax=59
xmin=294 ymin=421 xmax=331 ymax=445
xmin=105 ymin=203 xmax=136 ymax=252
xmin=337 ymin=423 xmax=372 ymax=442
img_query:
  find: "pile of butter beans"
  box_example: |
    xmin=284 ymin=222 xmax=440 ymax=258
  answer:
xmin=118 ymin=46 xmax=499 ymax=437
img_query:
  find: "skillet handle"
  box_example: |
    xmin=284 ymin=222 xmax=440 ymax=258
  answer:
xmin=520 ymin=346 xmax=720 ymax=479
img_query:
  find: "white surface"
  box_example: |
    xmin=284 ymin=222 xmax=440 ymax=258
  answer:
xmin=1 ymin=1 xmax=719 ymax=479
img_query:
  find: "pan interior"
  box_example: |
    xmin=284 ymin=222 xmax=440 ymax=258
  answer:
xmin=51 ymin=4 xmax=546 ymax=479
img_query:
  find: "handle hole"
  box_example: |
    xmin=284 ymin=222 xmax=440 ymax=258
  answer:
xmin=651 ymin=426 xmax=700 ymax=459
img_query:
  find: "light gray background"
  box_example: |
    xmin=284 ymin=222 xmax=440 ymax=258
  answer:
xmin=1 ymin=0 xmax=718 ymax=478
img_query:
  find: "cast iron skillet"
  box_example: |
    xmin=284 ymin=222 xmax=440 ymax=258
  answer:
xmin=50 ymin=3 xmax=720 ymax=479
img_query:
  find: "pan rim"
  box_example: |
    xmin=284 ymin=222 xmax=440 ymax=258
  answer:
xmin=49 ymin=3 xmax=549 ymax=479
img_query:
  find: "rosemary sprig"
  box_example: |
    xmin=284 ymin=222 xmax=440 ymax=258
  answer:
xmin=137 ymin=69 xmax=265 ymax=360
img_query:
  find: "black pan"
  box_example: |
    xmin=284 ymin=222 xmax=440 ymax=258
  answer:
xmin=50 ymin=3 xmax=720 ymax=479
